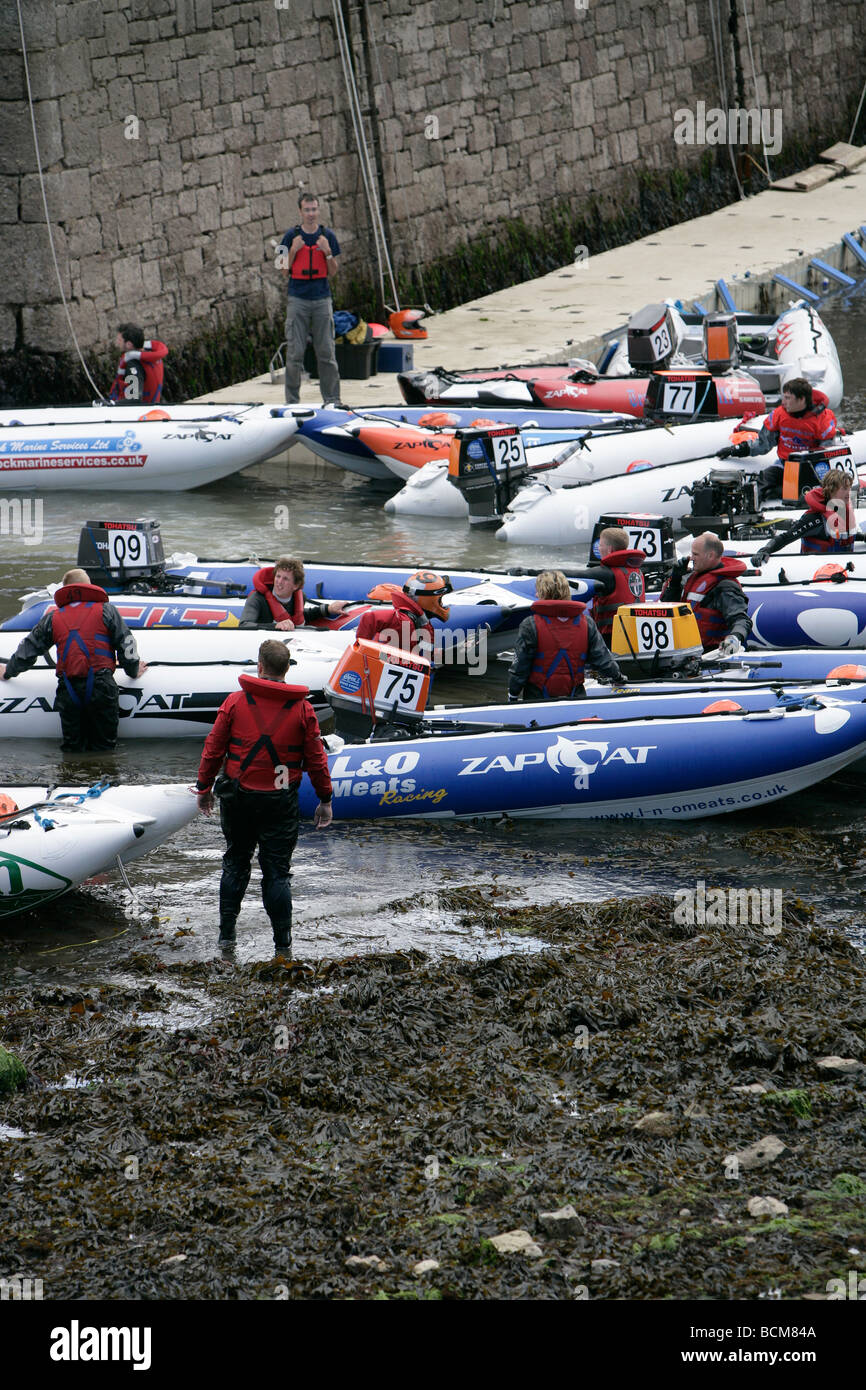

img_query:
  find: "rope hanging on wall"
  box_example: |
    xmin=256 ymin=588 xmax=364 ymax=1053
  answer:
xmin=15 ymin=0 xmax=106 ymax=399
xmin=331 ymin=0 xmax=400 ymax=310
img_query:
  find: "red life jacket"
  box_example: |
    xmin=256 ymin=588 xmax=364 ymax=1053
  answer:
xmin=224 ymin=674 xmax=315 ymax=792
xmin=682 ymin=557 xmax=747 ymax=650
xmin=252 ymin=568 xmax=305 ymax=625
xmin=799 ymin=485 xmax=856 ymax=554
xmin=51 ymin=583 xmax=115 ymax=679
xmin=290 ymin=227 xmax=329 ymax=281
xmin=108 ymin=340 xmax=168 ymax=405
xmin=355 ymin=592 xmax=434 ymax=653
xmin=765 ymin=389 xmax=836 ymax=460
xmin=529 ymin=600 xmax=588 ymax=697
xmin=592 ymin=549 xmax=646 ymax=639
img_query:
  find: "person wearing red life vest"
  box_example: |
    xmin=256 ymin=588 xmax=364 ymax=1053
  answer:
xmin=752 ymin=469 xmax=857 ymax=565
xmin=195 ymin=639 xmax=333 ymax=955
xmin=507 ymin=570 xmax=625 ymax=701
xmin=239 ymin=557 xmax=349 ymax=630
xmin=279 ymin=192 xmax=343 ymax=408
xmin=108 ymin=323 xmax=169 ymax=404
xmin=717 ymin=377 xmax=837 ymax=467
xmin=355 ymin=571 xmax=450 ymax=659
xmin=562 ymin=526 xmax=646 ymax=641
xmin=0 ymin=567 xmax=147 ymax=751
xmin=661 ymin=533 xmax=752 ymax=655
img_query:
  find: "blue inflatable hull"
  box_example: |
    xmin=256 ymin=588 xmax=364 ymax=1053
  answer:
xmin=298 ymin=686 xmax=866 ymax=821
xmin=747 ymin=586 xmax=866 ymax=650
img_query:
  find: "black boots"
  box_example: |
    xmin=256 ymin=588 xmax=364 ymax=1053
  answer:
xmin=272 ymin=921 xmax=292 ymax=957
xmin=218 ymin=919 xmax=237 ymax=948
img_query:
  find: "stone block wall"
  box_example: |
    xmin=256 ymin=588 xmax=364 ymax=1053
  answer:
xmin=0 ymin=0 xmax=862 ymax=356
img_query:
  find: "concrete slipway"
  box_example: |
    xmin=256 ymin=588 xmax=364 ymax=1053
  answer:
xmin=198 ymin=155 xmax=866 ymax=447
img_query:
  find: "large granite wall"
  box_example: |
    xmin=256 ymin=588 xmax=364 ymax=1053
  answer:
xmin=0 ymin=0 xmax=862 ymax=355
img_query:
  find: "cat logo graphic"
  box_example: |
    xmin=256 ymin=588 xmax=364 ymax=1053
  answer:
xmin=545 ymin=736 xmax=655 ymax=789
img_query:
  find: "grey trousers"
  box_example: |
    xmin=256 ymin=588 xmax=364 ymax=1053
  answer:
xmin=284 ymin=296 xmax=341 ymax=404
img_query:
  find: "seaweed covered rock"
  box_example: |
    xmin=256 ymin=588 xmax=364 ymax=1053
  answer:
xmin=0 ymin=1044 xmax=26 ymax=1094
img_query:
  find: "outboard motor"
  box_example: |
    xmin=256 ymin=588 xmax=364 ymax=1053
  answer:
xmin=702 ymin=312 xmax=739 ymax=374
xmin=447 ymin=425 xmax=528 ymax=526
xmin=643 ymin=368 xmax=723 ymax=421
xmin=626 ymin=303 xmax=678 ymax=371
xmin=589 ymin=513 xmax=676 ymax=578
xmin=325 ymin=637 xmax=432 ymax=742
xmin=77 ymin=519 xmax=165 ymax=590
xmin=609 ymin=602 xmax=704 ymax=679
xmin=681 ymin=470 xmax=763 ymax=537
xmin=782 ymin=443 xmax=856 ymax=505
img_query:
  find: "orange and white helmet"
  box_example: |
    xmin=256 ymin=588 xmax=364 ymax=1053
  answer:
xmin=403 ymin=569 xmax=451 ymax=619
xmin=389 ymin=308 xmax=428 ymax=340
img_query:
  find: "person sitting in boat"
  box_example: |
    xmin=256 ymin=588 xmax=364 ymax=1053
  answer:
xmin=716 ymin=377 xmax=837 ymax=494
xmin=108 ymin=324 xmax=169 ymax=405
xmin=355 ymin=571 xmax=451 ymax=659
xmin=0 ymin=567 xmax=147 ymax=752
xmin=239 ymin=558 xmax=348 ymax=630
xmin=752 ymin=469 xmax=856 ymax=566
xmin=661 ymin=532 xmax=751 ymax=656
xmin=562 ymin=527 xmax=646 ymax=642
xmin=507 ymin=570 xmax=625 ymax=702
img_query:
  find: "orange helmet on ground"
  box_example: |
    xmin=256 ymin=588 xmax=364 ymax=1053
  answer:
xmin=389 ymin=308 xmax=428 ymax=340
xmin=0 ymin=793 xmax=19 ymax=816
xmin=403 ymin=570 xmax=451 ymax=619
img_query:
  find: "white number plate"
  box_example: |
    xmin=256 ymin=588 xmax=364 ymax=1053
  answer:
xmin=374 ymin=662 xmax=425 ymax=712
xmin=651 ymin=321 xmax=673 ymax=359
xmin=636 ymin=616 xmax=673 ymax=654
xmin=625 ymin=525 xmax=663 ymax=561
xmin=661 ymin=381 xmax=697 ymax=415
xmin=491 ymin=432 xmax=526 ymax=469
xmin=107 ymin=530 xmax=147 ymax=566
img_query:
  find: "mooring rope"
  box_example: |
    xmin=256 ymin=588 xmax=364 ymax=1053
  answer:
xmin=15 ymin=0 xmax=107 ymax=399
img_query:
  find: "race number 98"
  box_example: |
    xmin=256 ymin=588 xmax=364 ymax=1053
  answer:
xmin=637 ymin=617 xmax=673 ymax=653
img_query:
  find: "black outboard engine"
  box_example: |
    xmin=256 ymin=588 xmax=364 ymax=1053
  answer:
xmin=681 ymin=471 xmax=762 ymax=537
xmin=626 ymin=303 xmax=677 ymax=371
xmin=782 ymin=443 xmax=856 ymax=505
xmin=588 ymin=513 xmax=676 ymax=580
xmin=77 ymin=519 xmax=165 ymax=590
xmin=446 ymin=425 xmax=529 ymax=526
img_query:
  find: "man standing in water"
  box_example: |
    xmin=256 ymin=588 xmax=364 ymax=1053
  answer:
xmin=195 ymin=639 xmax=333 ymax=957
xmin=279 ymin=193 xmax=343 ymax=408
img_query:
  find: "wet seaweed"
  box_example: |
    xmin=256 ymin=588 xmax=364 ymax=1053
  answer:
xmin=1 ymin=892 xmax=864 ymax=1300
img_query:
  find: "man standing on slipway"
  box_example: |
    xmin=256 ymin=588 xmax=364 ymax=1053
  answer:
xmin=280 ymin=192 xmax=343 ymax=408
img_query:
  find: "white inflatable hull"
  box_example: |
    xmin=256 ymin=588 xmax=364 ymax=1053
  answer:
xmin=385 ymin=418 xmax=747 ymax=520
xmin=499 ymin=431 xmax=866 ymax=547
xmin=0 ymin=783 xmax=198 ymax=919
xmin=0 ymin=630 xmax=352 ymax=739
xmin=0 ymin=404 xmax=308 ymax=490
xmin=603 ymin=303 xmax=843 ymax=406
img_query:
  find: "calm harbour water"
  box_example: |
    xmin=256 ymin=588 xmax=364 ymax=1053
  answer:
xmin=2 ymin=293 xmax=866 ymax=969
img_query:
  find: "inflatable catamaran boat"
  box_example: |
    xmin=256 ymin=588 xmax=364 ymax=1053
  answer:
xmin=0 ymin=783 xmax=198 ymax=919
